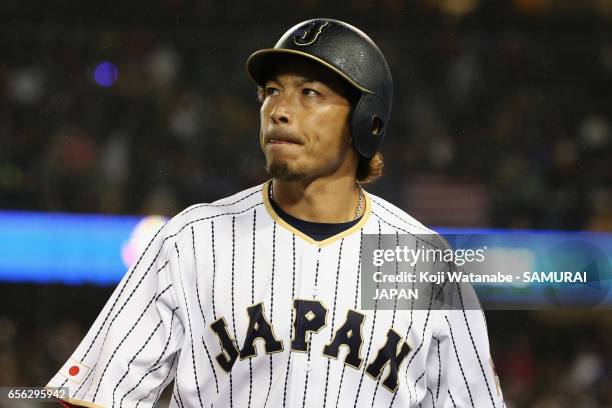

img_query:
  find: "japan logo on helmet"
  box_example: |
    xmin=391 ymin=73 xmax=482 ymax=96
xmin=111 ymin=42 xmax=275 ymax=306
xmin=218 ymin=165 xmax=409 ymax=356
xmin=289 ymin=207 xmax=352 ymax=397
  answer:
xmin=292 ymin=21 xmax=329 ymax=46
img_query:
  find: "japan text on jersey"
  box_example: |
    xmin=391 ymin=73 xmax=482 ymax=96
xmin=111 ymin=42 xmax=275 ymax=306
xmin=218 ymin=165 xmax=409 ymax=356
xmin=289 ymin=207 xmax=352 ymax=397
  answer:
xmin=47 ymin=182 xmax=505 ymax=408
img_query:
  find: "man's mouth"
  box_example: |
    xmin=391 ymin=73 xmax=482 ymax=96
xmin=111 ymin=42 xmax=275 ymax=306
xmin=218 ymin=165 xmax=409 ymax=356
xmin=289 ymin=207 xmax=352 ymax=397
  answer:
xmin=267 ymin=135 xmax=302 ymax=145
xmin=269 ymin=139 xmax=297 ymax=144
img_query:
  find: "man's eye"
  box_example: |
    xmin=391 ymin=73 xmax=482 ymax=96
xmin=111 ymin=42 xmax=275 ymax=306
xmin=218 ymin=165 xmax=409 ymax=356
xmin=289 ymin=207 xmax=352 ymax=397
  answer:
xmin=265 ymin=87 xmax=279 ymax=96
xmin=302 ymin=88 xmax=319 ymax=96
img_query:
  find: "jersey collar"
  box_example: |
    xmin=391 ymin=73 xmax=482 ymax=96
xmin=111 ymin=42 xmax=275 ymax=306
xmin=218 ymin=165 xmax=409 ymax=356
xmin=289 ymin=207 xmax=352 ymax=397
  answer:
xmin=261 ymin=180 xmax=372 ymax=247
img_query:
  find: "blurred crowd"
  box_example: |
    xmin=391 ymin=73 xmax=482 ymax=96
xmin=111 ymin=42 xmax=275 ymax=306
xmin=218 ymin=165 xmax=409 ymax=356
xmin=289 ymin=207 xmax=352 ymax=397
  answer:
xmin=1 ymin=1 xmax=612 ymax=407
xmin=2 ymin=1 xmax=611 ymax=229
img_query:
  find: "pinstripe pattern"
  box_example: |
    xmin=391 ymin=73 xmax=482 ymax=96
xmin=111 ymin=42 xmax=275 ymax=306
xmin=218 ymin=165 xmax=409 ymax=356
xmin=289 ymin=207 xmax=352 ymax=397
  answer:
xmin=435 ymin=337 xmax=441 ymax=400
xmin=175 ymin=243 xmax=205 ymax=408
xmin=173 ymin=378 xmax=184 ymax=408
xmin=73 ymin=361 xmax=95 ymax=398
xmin=457 ymin=283 xmax=496 ymax=407
xmin=371 ymin=211 xmax=440 ymax=251
xmin=369 ymin=211 xmax=440 ymax=400
xmin=120 ymin=308 xmax=180 ymax=405
xmin=448 ymin=389 xmax=457 ymax=407
xmin=353 ymin=220 xmax=381 ymax=408
xmin=263 ymin=222 xmax=277 ymax=407
xmin=391 ymin=231 xmax=400 ymax=327
xmin=76 ymin=234 xmax=174 ymax=400
xmin=426 ymin=387 xmax=436 ymax=408
xmin=82 ymin=197 xmax=262 ymax=397
xmin=211 ymin=220 xmax=217 ymax=320
xmin=84 ymin=261 xmax=172 ymax=400
xmin=91 ymin=283 xmax=173 ymax=402
xmin=370 ymin=231 xmax=401 ymax=407
xmin=445 ymin=315 xmax=474 ymax=407
xmin=80 ymin=190 xmax=262 ymax=380
xmin=192 ymin=227 xmax=207 ymax=326
xmin=201 ymin=336 xmax=219 ymax=394
xmin=163 ymin=203 xmax=264 ymax=243
xmin=183 ymin=189 xmax=262 ymax=215
xmin=79 ymin=225 xmax=167 ymax=361
xmin=301 ymin=246 xmax=321 ymax=408
xmin=389 ymin=241 xmax=428 ymax=408
xmin=111 ymin=317 xmax=163 ymax=407
xmin=282 ymin=234 xmax=297 ymax=408
xmin=334 ymin=228 xmax=363 ymax=408
xmin=172 ymin=389 xmax=181 ymax=407
xmin=369 ymin=197 xmax=433 ymax=235
xmin=403 ymin=283 xmax=434 ymax=382
xmin=248 ymin=209 xmax=257 ymax=408
xmin=85 ymin=197 xmax=264 ymax=382
xmin=229 ymin=216 xmax=236 ymax=408
xmin=414 ymin=371 xmax=425 ymax=396
xmin=323 ymin=239 xmax=344 ymax=407
xmin=46 ymin=186 xmax=503 ymax=408
xmin=191 ymin=225 xmax=220 ymax=397
xmin=134 ymin=353 xmax=178 ymax=408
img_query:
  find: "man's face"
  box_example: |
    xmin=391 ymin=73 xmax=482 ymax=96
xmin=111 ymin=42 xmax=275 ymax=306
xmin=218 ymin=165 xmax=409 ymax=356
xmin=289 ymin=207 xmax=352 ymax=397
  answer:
xmin=260 ymin=58 xmax=356 ymax=182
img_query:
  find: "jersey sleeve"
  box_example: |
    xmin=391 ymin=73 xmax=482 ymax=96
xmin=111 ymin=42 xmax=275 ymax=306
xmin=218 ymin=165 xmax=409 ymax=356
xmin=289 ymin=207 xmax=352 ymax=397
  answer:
xmin=424 ymin=282 xmax=505 ymax=408
xmin=46 ymin=221 xmax=185 ymax=408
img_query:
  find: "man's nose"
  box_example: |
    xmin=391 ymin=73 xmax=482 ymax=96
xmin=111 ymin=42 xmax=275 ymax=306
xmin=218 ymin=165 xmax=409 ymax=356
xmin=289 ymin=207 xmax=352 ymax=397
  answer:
xmin=270 ymin=93 xmax=294 ymax=125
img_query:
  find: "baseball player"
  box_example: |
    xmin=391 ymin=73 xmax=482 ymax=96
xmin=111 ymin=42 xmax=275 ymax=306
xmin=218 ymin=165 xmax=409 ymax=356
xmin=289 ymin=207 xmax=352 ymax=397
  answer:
xmin=47 ymin=19 xmax=505 ymax=407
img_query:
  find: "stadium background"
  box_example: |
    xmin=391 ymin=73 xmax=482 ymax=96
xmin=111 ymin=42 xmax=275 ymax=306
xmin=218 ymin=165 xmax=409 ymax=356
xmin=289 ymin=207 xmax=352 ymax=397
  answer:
xmin=1 ymin=0 xmax=611 ymax=406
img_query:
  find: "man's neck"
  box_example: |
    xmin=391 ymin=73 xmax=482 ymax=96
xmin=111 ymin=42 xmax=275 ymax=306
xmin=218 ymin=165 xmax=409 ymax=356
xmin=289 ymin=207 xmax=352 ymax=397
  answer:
xmin=271 ymin=176 xmax=361 ymax=223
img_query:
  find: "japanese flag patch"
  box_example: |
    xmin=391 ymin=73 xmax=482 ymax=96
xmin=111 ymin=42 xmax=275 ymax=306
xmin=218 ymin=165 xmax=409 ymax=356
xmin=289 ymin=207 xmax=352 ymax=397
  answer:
xmin=60 ymin=358 xmax=90 ymax=385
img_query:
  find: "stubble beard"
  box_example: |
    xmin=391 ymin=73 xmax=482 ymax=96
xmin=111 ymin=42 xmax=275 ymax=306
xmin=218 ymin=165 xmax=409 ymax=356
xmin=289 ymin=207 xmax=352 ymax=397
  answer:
xmin=265 ymin=159 xmax=307 ymax=182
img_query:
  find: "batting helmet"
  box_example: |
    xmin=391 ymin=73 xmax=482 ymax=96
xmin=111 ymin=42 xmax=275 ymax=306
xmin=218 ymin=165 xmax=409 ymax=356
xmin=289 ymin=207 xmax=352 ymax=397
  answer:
xmin=246 ymin=18 xmax=393 ymax=158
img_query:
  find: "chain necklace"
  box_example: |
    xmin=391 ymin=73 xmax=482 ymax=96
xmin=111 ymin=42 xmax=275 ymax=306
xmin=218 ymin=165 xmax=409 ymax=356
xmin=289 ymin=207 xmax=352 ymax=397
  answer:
xmin=269 ymin=181 xmax=364 ymax=221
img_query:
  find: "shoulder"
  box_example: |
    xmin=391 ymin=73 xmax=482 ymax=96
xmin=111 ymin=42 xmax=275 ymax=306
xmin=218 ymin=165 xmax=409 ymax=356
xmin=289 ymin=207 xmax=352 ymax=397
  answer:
xmin=159 ymin=183 xmax=266 ymax=243
xmin=366 ymin=191 xmax=437 ymax=234
xmin=366 ymin=191 xmax=451 ymax=251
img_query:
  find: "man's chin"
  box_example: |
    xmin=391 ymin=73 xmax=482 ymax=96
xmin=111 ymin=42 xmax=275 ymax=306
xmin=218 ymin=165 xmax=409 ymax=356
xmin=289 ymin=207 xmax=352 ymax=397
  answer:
xmin=265 ymin=161 xmax=306 ymax=182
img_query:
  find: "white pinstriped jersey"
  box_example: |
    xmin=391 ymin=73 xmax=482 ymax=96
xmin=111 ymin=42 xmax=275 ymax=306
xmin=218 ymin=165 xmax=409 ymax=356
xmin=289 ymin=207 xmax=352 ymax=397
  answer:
xmin=47 ymin=182 xmax=505 ymax=408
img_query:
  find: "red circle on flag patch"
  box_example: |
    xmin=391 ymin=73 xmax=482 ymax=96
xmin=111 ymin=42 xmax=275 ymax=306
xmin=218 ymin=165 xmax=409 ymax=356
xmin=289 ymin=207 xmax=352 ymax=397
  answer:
xmin=69 ymin=365 xmax=80 ymax=376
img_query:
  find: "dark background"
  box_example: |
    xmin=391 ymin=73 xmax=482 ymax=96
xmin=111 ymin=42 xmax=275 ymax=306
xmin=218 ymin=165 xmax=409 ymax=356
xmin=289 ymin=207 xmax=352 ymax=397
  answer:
xmin=1 ymin=0 xmax=611 ymax=406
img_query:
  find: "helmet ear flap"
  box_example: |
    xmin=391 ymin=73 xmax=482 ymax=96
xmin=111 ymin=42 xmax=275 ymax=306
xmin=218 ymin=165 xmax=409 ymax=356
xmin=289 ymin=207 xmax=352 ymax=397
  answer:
xmin=351 ymin=93 xmax=388 ymax=158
